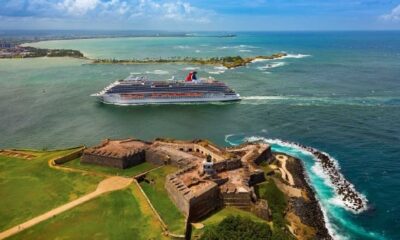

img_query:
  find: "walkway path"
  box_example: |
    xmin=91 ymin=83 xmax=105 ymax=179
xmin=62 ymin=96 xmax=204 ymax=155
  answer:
xmin=276 ymin=154 xmax=295 ymax=186
xmin=0 ymin=177 xmax=133 ymax=240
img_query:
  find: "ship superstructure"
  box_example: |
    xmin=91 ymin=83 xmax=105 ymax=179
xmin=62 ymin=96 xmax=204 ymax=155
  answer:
xmin=92 ymin=73 xmax=241 ymax=105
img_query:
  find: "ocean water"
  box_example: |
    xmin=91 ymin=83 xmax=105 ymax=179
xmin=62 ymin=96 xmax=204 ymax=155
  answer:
xmin=1 ymin=31 xmax=400 ymax=239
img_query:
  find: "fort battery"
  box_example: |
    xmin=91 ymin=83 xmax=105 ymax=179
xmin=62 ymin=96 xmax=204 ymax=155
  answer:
xmin=82 ymin=138 xmax=273 ymax=221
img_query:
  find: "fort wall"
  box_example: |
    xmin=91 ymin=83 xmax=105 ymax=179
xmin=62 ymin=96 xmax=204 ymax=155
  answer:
xmin=249 ymin=170 xmax=266 ymax=186
xmin=145 ymin=148 xmax=170 ymax=165
xmin=188 ymin=183 xmax=220 ymax=221
xmin=154 ymin=141 xmax=227 ymax=162
xmin=165 ymin=164 xmax=221 ymax=221
xmin=221 ymin=190 xmax=252 ymax=209
xmin=81 ymin=149 xmax=145 ymax=169
xmin=53 ymin=148 xmax=84 ymax=164
xmin=213 ymin=158 xmax=242 ymax=172
xmin=253 ymin=145 xmax=273 ymax=165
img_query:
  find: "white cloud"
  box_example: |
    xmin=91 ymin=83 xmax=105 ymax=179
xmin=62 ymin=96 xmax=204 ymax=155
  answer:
xmin=0 ymin=0 xmax=213 ymax=27
xmin=127 ymin=0 xmax=212 ymax=23
xmin=381 ymin=4 xmax=400 ymax=22
xmin=58 ymin=0 xmax=100 ymax=16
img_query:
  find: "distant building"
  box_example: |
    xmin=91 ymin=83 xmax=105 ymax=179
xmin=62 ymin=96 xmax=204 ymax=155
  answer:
xmin=0 ymin=42 xmax=14 ymax=49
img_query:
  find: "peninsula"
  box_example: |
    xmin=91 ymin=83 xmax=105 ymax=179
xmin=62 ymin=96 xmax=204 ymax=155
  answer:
xmin=91 ymin=53 xmax=288 ymax=69
xmin=1 ymin=42 xmax=287 ymax=69
xmin=0 ymin=45 xmax=84 ymax=59
xmin=0 ymin=137 xmax=331 ymax=240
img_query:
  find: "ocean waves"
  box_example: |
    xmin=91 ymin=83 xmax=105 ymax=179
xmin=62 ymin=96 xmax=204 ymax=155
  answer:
xmin=251 ymin=53 xmax=310 ymax=73
xmin=257 ymin=62 xmax=286 ymax=70
xmin=278 ymin=53 xmax=311 ymax=59
xmin=217 ymin=44 xmax=259 ymax=50
xmin=208 ymin=66 xmax=228 ymax=74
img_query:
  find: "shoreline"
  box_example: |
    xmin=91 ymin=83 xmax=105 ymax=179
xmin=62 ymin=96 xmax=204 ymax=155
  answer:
xmin=285 ymin=141 xmax=367 ymax=212
xmin=283 ymin=153 xmax=333 ymax=239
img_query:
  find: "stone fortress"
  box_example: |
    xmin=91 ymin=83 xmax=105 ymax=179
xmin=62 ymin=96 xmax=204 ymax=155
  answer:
xmin=82 ymin=138 xmax=273 ymax=221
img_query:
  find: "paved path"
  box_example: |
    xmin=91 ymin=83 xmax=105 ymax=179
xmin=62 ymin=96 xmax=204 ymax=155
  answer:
xmin=0 ymin=177 xmax=132 ymax=240
xmin=276 ymin=154 xmax=295 ymax=186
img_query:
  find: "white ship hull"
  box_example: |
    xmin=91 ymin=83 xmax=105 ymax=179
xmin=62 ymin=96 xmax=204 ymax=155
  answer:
xmin=97 ymin=93 xmax=241 ymax=105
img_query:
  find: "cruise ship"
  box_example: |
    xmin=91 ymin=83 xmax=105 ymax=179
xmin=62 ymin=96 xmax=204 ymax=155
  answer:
xmin=92 ymin=72 xmax=241 ymax=105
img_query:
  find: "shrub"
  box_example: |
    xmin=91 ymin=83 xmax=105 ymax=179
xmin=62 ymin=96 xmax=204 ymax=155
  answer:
xmin=200 ymin=215 xmax=272 ymax=240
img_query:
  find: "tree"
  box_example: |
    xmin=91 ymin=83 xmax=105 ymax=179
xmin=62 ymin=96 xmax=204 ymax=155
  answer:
xmin=200 ymin=215 xmax=272 ymax=240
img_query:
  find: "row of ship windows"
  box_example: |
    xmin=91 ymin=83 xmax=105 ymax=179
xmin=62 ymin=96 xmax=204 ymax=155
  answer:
xmin=108 ymin=90 xmax=231 ymax=94
xmin=121 ymin=94 xmax=230 ymax=99
xmin=110 ymin=87 xmax=228 ymax=91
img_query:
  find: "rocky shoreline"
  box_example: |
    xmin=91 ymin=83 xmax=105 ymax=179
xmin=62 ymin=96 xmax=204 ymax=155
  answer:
xmin=287 ymin=141 xmax=367 ymax=212
xmin=285 ymin=154 xmax=333 ymax=239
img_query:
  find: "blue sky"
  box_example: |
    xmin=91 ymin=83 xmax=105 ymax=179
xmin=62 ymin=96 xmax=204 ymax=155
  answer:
xmin=0 ymin=0 xmax=400 ymax=30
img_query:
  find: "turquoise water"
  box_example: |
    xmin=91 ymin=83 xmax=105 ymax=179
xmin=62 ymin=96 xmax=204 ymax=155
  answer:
xmin=2 ymin=32 xmax=400 ymax=239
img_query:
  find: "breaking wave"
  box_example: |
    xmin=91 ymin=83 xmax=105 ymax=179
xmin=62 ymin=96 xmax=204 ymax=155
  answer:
xmin=251 ymin=58 xmax=269 ymax=63
xmin=183 ymin=66 xmax=199 ymax=71
xmin=278 ymin=53 xmax=311 ymax=59
xmin=145 ymin=70 xmax=169 ymax=75
xmin=217 ymin=44 xmax=259 ymax=50
xmin=208 ymin=65 xmax=228 ymax=74
xmin=174 ymin=45 xmax=191 ymax=49
xmin=251 ymin=53 xmax=310 ymax=63
xmin=257 ymin=62 xmax=286 ymax=70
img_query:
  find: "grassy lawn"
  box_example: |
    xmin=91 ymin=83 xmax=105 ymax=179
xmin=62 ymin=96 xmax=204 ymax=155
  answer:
xmin=191 ymin=207 xmax=268 ymax=238
xmin=0 ymin=149 xmax=103 ymax=231
xmin=63 ymin=158 xmax=158 ymax=177
xmin=139 ymin=165 xmax=186 ymax=235
xmin=10 ymin=185 xmax=167 ymax=240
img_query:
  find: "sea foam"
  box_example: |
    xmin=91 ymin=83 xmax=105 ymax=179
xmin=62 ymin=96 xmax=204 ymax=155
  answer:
xmin=208 ymin=65 xmax=228 ymax=74
xmin=145 ymin=70 xmax=169 ymax=75
xmin=244 ymin=137 xmax=368 ymax=213
xmin=278 ymin=53 xmax=311 ymax=59
xmin=257 ymin=62 xmax=286 ymax=70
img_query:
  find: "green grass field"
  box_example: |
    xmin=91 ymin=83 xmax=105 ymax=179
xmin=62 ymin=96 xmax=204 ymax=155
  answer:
xmin=139 ymin=165 xmax=186 ymax=235
xmin=63 ymin=158 xmax=158 ymax=177
xmin=191 ymin=207 xmax=268 ymax=238
xmin=10 ymin=185 xmax=167 ymax=240
xmin=0 ymin=149 xmax=103 ymax=231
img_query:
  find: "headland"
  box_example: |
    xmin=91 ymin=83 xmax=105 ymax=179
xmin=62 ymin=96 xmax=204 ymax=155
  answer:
xmin=0 ymin=42 xmax=287 ymax=69
xmin=0 ymin=137 xmax=332 ymax=240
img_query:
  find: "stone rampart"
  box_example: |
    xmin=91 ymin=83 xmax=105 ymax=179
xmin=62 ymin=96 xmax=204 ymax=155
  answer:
xmin=249 ymin=170 xmax=266 ymax=186
xmin=154 ymin=140 xmax=227 ymax=162
xmin=188 ymin=183 xmax=220 ymax=221
xmin=212 ymin=158 xmax=242 ymax=172
xmin=165 ymin=173 xmax=192 ymax=216
xmin=145 ymin=148 xmax=170 ymax=165
xmin=81 ymin=149 xmax=145 ymax=169
xmin=253 ymin=145 xmax=273 ymax=165
xmin=165 ymin=164 xmax=221 ymax=221
xmin=221 ymin=190 xmax=252 ymax=209
xmin=53 ymin=148 xmax=84 ymax=164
